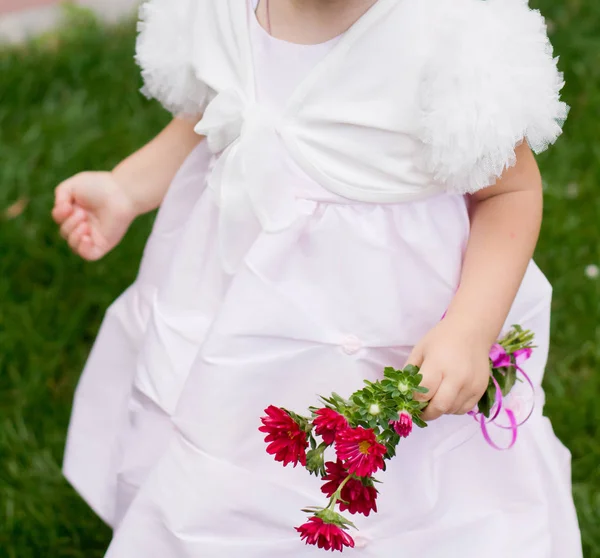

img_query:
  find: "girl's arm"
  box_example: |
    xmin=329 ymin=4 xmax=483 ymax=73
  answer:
xmin=408 ymin=141 xmax=544 ymax=421
xmin=53 ymin=117 xmax=204 ymax=261
xmin=447 ymin=142 xmax=543 ymax=347
xmin=112 ymin=116 xmax=204 ymax=215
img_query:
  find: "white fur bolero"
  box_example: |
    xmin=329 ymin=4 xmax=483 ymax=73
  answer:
xmin=135 ymin=0 xmax=568 ymax=197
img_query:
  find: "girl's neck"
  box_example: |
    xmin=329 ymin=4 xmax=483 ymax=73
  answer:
xmin=257 ymin=0 xmax=378 ymax=46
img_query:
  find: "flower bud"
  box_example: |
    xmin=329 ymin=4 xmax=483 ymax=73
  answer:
xmin=397 ymin=381 xmax=410 ymax=394
xmin=368 ymin=403 xmax=380 ymax=416
xmin=390 ymin=410 xmax=413 ymax=438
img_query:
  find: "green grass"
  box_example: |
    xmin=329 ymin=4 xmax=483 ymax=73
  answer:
xmin=0 ymin=2 xmax=599 ymax=557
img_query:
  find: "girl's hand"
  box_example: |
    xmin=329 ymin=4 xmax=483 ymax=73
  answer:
xmin=406 ymin=319 xmax=491 ymax=421
xmin=52 ymin=171 xmax=137 ymax=261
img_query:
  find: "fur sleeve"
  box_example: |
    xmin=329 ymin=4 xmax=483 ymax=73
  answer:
xmin=135 ymin=0 xmax=210 ymax=117
xmin=417 ymin=0 xmax=569 ymax=194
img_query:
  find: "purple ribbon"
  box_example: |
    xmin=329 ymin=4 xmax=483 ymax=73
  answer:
xmin=469 ymin=344 xmax=535 ymax=450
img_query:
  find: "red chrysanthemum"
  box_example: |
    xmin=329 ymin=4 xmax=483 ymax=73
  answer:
xmin=390 ymin=410 xmax=413 ymax=438
xmin=335 ymin=426 xmax=387 ymax=477
xmin=313 ymin=408 xmax=349 ymax=445
xmin=321 ymin=460 xmax=348 ymax=499
xmin=259 ymin=405 xmax=308 ymax=467
xmin=321 ymin=460 xmax=378 ymax=516
xmin=296 ymin=517 xmax=355 ymax=552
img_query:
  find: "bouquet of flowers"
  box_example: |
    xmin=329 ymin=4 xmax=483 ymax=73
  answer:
xmin=259 ymin=325 xmax=535 ymax=552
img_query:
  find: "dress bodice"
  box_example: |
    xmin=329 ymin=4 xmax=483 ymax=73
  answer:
xmin=135 ymin=0 xmax=568 ymax=272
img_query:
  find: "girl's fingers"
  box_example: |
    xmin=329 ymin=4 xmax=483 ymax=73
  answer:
xmin=456 ymin=394 xmax=480 ymax=416
xmin=78 ymin=235 xmax=93 ymax=260
xmin=52 ymin=202 xmax=73 ymax=224
xmin=68 ymin=222 xmax=89 ymax=253
xmin=78 ymin=234 xmax=103 ymax=262
xmin=54 ymin=177 xmax=76 ymax=206
xmin=421 ymin=379 xmax=461 ymax=421
xmin=54 ymin=180 xmax=76 ymax=220
xmin=60 ymin=208 xmax=86 ymax=239
xmin=405 ymin=344 xmax=424 ymax=368
xmin=406 ymin=344 xmax=432 ymax=401
xmin=414 ymin=359 xmax=442 ymax=403
xmin=448 ymin=385 xmax=475 ymax=416
xmin=454 ymin=369 xmax=489 ymax=415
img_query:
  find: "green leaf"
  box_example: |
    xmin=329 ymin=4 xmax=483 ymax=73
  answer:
xmin=404 ymin=365 xmax=420 ymax=375
xmin=503 ymin=364 xmax=517 ymax=396
xmin=305 ymin=446 xmax=326 ymax=477
xmin=493 ymin=368 xmax=508 ymax=392
xmin=316 ymin=509 xmax=357 ymax=530
xmin=478 ymin=380 xmax=498 ymax=418
xmin=477 ymin=393 xmax=492 ymax=418
xmin=412 ymin=415 xmax=428 ymax=429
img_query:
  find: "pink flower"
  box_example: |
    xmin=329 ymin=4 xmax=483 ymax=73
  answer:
xmin=390 ymin=410 xmax=413 ymax=438
xmin=296 ymin=517 xmax=355 ymax=552
xmin=321 ymin=460 xmax=378 ymax=517
xmin=489 ymin=344 xmax=511 ymax=368
xmin=259 ymin=405 xmax=308 ymax=467
xmin=313 ymin=408 xmax=349 ymax=445
xmin=335 ymin=426 xmax=387 ymax=477
xmin=514 ymin=347 xmax=533 ymax=364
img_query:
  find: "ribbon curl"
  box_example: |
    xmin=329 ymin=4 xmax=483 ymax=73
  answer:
xmin=469 ymin=344 xmax=535 ymax=450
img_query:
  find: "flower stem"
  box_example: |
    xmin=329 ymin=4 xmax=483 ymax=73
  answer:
xmin=325 ymin=474 xmax=354 ymax=512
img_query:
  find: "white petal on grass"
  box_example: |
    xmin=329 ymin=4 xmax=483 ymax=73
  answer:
xmin=585 ymin=265 xmax=599 ymax=279
xmin=565 ymin=182 xmax=579 ymax=199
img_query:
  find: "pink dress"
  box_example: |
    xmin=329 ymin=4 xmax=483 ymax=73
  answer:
xmin=63 ymin=0 xmax=582 ymax=556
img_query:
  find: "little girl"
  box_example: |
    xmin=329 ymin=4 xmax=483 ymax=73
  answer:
xmin=53 ymin=0 xmax=583 ymax=555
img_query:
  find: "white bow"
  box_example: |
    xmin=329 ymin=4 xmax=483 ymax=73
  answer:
xmin=194 ymin=90 xmax=300 ymax=274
